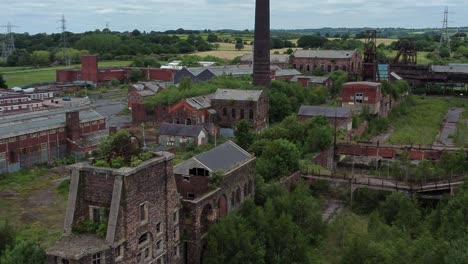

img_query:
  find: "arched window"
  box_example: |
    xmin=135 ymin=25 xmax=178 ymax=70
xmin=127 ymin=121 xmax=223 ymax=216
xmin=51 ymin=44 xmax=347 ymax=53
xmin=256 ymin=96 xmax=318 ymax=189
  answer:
xmin=299 ymin=65 xmax=304 ymax=71
xmin=249 ymin=109 xmax=254 ymax=120
xmin=244 ymin=183 xmax=248 ymax=197
xmin=342 ymin=66 xmax=347 ymax=71
xmin=236 ymin=187 xmax=241 ymax=203
xmin=351 ymin=62 xmax=355 ymax=71
xmin=186 ymin=118 xmax=192 ymax=125
xmin=174 ymin=118 xmax=180 ymax=124
xmin=327 ymin=65 xmax=332 ymax=73
xmin=306 ymin=65 xmax=310 ymax=72
xmin=293 ymin=64 xmax=297 ymax=69
xmin=222 ymin=108 xmax=227 ymax=116
xmin=240 ymin=109 xmax=245 ymax=119
xmin=231 ymin=108 xmax=236 ymax=118
xmin=248 ymin=180 xmax=253 ymax=195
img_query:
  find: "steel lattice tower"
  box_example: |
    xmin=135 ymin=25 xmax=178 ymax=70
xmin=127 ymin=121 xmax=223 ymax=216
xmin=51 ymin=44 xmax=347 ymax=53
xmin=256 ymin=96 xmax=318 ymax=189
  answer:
xmin=253 ymin=0 xmax=271 ymax=88
xmin=439 ymin=6 xmax=451 ymax=56
xmin=58 ymin=15 xmax=71 ymax=66
xmin=1 ymin=22 xmax=18 ymax=63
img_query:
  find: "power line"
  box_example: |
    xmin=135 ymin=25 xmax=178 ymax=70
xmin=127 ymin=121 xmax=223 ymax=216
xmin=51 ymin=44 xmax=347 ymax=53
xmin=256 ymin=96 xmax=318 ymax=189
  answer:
xmin=1 ymin=22 xmax=19 ymax=64
xmin=439 ymin=6 xmax=451 ymax=56
xmin=57 ymin=14 xmax=71 ymax=66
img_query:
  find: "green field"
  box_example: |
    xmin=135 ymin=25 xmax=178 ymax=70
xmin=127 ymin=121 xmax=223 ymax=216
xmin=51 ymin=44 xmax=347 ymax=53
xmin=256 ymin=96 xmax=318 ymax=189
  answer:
xmin=387 ymin=96 xmax=468 ymax=145
xmin=1 ymin=61 xmax=132 ymax=87
xmin=0 ymin=167 xmax=67 ymax=247
xmin=384 ymin=50 xmax=432 ymax=65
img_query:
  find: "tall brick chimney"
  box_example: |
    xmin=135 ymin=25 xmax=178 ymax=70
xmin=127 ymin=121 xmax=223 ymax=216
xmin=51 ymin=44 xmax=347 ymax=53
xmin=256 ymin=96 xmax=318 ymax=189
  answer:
xmin=253 ymin=0 xmax=271 ymax=88
xmin=66 ymin=111 xmax=81 ymax=141
xmin=81 ymin=55 xmax=98 ymax=83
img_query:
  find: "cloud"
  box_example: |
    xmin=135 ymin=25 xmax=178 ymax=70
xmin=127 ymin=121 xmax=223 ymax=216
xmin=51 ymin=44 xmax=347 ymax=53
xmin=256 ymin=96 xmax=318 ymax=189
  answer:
xmin=0 ymin=0 xmax=466 ymax=33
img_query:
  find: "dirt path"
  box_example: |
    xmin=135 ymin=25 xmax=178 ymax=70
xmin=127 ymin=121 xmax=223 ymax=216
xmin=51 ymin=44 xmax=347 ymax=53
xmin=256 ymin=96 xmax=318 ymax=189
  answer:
xmin=434 ymin=108 xmax=464 ymax=146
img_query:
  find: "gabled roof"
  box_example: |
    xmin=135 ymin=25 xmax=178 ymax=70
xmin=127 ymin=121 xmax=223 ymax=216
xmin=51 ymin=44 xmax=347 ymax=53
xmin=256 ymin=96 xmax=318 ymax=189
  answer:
xmin=240 ymin=53 xmax=290 ymax=63
xmin=185 ymin=95 xmax=213 ymax=109
xmin=290 ymin=75 xmax=330 ymax=83
xmin=293 ymin=49 xmax=357 ymax=59
xmin=343 ymin=81 xmax=381 ymax=88
xmin=213 ymin=89 xmax=263 ymax=101
xmin=298 ymin=105 xmax=352 ymax=118
xmin=174 ymin=141 xmax=253 ymax=175
xmin=159 ymin=123 xmax=206 ymax=137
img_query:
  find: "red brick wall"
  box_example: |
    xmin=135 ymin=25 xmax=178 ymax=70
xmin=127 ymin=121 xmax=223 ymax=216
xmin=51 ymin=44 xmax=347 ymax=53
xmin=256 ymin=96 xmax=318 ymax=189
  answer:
xmin=291 ymin=53 xmax=362 ymax=75
xmin=56 ymin=69 xmax=80 ymax=83
xmin=175 ymin=175 xmax=210 ymax=199
xmin=341 ymin=83 xmax=382 ymax=104
xmin=81 ymin=55 xmax=98 ymax=83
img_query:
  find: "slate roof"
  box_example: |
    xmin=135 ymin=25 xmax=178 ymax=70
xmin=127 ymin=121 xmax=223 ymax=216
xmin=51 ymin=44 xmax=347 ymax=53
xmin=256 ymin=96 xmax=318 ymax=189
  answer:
xmin=185 ymin=95 xmax=213 ymax=109
xmin=276 ymin=69 xmax=302 ymax=77
xmin=0 ymin=109 xmax=104 ymax=140
xmin=213 ymin=89 xmax=263 ymax=101
xmin=290 ymin=75 xmax=330 ymax=83
xmin=293 ymin=49 xmax=357 ymax=59
xmin=174 ymin=141 xmax=253 ymax=175
xmin=46 ymin=234 xmax=110 ymax=259
xmin=137 ymin=90 xmax=156 ymax=97
xmin=298 ymin=105 xmax=352 ymax=118
xmin=431 ymin=64 xmax=468 ymax=74
xmin=343 ymin=81 xmax=381 ymax=88
xmin=159 ymin=123 xmax=206 ymax=137
xmin=240 ymin=53 xmax=290 ymax=63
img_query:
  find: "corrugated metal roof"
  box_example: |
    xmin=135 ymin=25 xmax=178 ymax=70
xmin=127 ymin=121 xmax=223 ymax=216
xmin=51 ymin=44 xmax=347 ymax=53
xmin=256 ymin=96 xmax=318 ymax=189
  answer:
xmin=185 ymin=95 xmax=212 ymax=109
xmin=432 ymin=65 xmax=468 ymax=74
xmin=213 ymin=89 xmax=263 ymax=101
xmin=174 ymin=141 xmax=253 ymax=175
xmin=293 ymin=49 xmax=357 ymax=59
xmin=241 ymin=53 xmax=290 ymax=63
xmin=0 ymin=109 xmax=104 ymax=139
xmin=298 ymin=105 xmax=351 ymax=118
xmin=290 ymin=75 xmax=330 ymax=83
xmin=276 ymin=69 xmax=302 ymax=76
xmin=159 ymin=123 xmax=206 ymax=137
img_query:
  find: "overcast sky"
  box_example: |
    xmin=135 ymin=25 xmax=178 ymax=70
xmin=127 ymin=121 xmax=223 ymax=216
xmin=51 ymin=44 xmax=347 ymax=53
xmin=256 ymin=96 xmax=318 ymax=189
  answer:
xmin=1 ymin=0 xmax=467 ymax=34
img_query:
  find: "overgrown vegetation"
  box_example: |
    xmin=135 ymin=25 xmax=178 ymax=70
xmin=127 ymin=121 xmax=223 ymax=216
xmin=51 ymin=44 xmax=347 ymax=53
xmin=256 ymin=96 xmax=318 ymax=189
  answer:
xmin=94 ymin=130 xmax=154 ymax=168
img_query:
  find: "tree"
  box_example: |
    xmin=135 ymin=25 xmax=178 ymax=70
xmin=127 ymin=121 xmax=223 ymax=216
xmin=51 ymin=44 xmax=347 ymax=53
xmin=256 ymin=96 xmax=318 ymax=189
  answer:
xmin=207 ymin=33 xmax=219 ymax=43
xmin=128 ymin=68 xmax=144 ymax=83
xmin=31 ymin=50 xmax=50 ymax=66
xmin=297 ymin=35 xmax=328 ymax=48
xmin=235 ymin=120 xmax=255 ymax=150
xmin=235 ymin=38 xmax=245 ymax=51
xmin=0 ymin=74 xmax=7 ymax=89
xmin=204 ymin=214 xmax=265 ymax=264
xmin=256 ymin=139 xmax=301 ymax=181
xmin=0 ymin=240 xmax=46 ymax=263
xmin=179 ymin=77 xmax=192 ymax=90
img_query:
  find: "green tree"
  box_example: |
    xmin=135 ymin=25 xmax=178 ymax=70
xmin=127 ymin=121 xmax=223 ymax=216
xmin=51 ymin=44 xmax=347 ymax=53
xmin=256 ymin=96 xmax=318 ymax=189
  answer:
xmin=234 ymin=120 xmax=255 ymax=149
xmin=207 ymin=33 xmax=219 ymax=43
xmin=204 ymin=214 xmax=265 ymax=264
xmin=0 ymin=74 xmax=7 ymax=89
xmin=179 ymin=77 xmax=192 ymax=90
xmin=235 ymin=38 xmax=245 ymax=51
xmin=256 ymin=139 xmax=301 ymax=181
xmin=128 ymin=68 xmax=144 ymax=83
xmin=31 ymin=50 xmax=50 ymax=66
xmin=0 ymin=240 xmax=46 ymax=264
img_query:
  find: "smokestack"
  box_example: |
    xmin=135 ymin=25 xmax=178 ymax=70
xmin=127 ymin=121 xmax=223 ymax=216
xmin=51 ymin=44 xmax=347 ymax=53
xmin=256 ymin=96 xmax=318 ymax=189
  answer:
xmin=253 ymin=0 xmax=271 ymax=88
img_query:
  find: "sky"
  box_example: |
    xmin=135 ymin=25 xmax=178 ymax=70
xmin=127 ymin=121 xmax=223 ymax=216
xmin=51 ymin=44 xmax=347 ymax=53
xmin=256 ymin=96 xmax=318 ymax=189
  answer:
xmin=1 ymin=0 xmax=467 ymax=34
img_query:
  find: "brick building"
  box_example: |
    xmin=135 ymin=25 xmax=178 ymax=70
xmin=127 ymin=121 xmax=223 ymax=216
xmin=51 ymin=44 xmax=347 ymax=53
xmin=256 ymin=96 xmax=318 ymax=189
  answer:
xmin=158 ymin=123 xmax=209 ymax=147
xmin=0 ymin=109 xmax=107 ymax=174
xmin=47 ymin=141 xmax=256 ymax=264
xmin=127 ymin=82 xmax=167 ymax=110
xmin=56 ymin=55 xmax=176 ymax=85
xmin=211 ymin=89 xmax=269 ymax=131
xmin=290 ymin=76 xmax=334 ymax=91
xmin=0 ymin=93 xmax=44 ymax=114
xmin=291 ymin=49 xmax=362 ymax=76
xmin=47 ymin=151 xmax=182 ymax=264
xmin=341 ymin=82 xmax=383 ymax=115
xmin=240 ymin=53 xmax=290 ymax=69
xmin=173 ymin=141 xmax=256 ymax=264
xmin=298 ymin=105 xmax=352 ymax=131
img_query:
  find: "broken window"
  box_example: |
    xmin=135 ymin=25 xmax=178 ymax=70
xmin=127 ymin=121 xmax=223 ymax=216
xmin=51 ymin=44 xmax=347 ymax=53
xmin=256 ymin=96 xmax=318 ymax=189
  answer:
xmin=188 ymin=167 xmax=209 ymax=176
xmin=138 ymin=233 xmax=152 ymax=262
xmin=140 ymin=202 xmax=149 ymax=224
xmin=92 ymin=253 xmax=101 ymax=264
xmin=355 ymin=93 xmax=364 ymax=104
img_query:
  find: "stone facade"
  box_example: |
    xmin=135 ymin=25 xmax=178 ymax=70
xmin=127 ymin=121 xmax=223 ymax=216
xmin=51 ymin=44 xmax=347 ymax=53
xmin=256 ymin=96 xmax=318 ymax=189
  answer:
xmin=47 ymin=152 xmax=183 ymax=264
xmin=211 ymin=89 xmax=269 ymax=131
xmin=291 ymin=50 xmax=362 ymax=76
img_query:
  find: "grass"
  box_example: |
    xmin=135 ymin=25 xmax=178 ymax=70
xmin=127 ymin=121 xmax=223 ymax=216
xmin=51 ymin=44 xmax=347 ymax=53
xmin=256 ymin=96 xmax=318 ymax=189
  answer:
xmin=195 ymin=42 xmax=292 ymax=60
xmin=384 ymin=50 xmax=432 ymax=65
xmin=1 ymin=60 xmax=132 ymax=87
xmin=386 ymin=96 xmax=468 ymax=145
xmin=0 ymin=167 xmax=67 ymax=247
